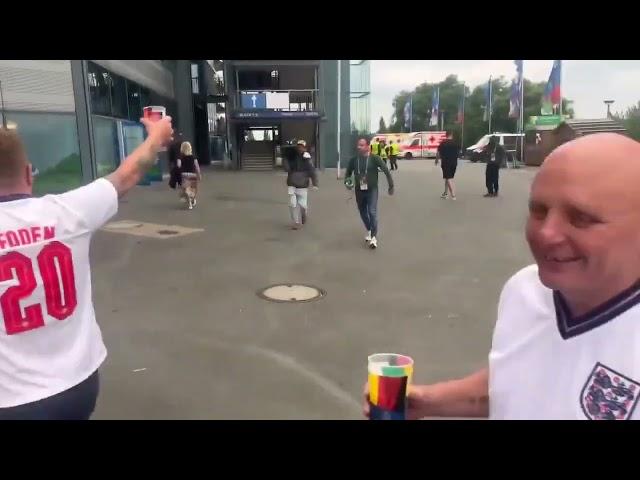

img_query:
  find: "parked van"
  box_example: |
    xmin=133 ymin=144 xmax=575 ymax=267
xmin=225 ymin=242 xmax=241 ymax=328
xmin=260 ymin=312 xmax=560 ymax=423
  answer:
xmin=466 ymin=133 xmax=524 ymax=165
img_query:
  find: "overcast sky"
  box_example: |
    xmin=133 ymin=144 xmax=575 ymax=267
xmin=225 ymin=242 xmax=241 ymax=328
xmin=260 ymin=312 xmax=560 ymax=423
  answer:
xmin=370 ymin=60 xmax=640 ymax=132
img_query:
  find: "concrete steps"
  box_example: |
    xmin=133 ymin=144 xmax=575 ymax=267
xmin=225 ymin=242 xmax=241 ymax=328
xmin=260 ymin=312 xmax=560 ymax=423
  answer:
xmin=242 ymin=154 xmax=273 ymax=171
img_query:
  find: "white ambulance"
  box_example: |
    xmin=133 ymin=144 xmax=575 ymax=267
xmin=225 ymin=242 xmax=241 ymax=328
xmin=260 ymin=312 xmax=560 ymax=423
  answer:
xmin=399 ymin=131 xmax=448 ymax=159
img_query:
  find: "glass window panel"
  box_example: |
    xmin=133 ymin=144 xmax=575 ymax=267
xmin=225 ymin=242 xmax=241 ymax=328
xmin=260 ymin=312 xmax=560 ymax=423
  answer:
xmin=92 ymin=116 xmax=120 ymax=176
xmin=5 ymin=111 xmax=83 ymax=195
xmin=127 ymin=81 xmax=141 ymax=121
xmin=139 ymin=86 xmax=150 ymax=112
xmin=111 ymin=73 xmax=128 ymax=119
xmin=88 ymin=62 xmax=112 ymax=116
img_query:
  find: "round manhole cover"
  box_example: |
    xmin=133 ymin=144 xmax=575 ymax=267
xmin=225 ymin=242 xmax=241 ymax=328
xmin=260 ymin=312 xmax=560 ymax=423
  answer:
xmin=157 ymin=230 xmax=179 ymax=236
xmin=258 ymin=284 xmax=325 ymax=303
xmin=107 ymin=221 xmax=143 ymax=230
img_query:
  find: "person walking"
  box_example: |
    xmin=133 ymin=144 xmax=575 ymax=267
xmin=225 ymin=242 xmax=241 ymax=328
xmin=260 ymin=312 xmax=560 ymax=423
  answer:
xmin=283 ymin=139 xmax=318 ymax=230
xmin=345 ymin=137 xmax=394 ymax=249
xmin=389 ymin=139 xmax=400 ymax=171
xmin=379 ymin=138 xmax=389 ymax=166
xmin=485 ymin=136 xmax=506 ymax=197
xmin=436 ymin=132 xmax=459 ymax=200
xmin=177 ymin=141 xmax=201 ymax=210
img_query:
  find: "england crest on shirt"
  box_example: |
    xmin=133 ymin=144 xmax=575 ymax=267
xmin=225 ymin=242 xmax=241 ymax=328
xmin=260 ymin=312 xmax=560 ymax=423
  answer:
xmin=581 ymin=363 xmax=640 ymax=420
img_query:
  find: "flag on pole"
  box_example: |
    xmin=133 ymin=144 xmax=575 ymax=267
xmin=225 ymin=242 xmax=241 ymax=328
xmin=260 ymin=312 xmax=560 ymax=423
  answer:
xmin=429 ymin=87 xmax=439 ymax=127
xmin=483 ymin=77 xmax=492 ymax=122
xmin=509 ymin=79 xmax=519 ymax=118
xmin=403 ymin=96 xmax=412 ymax=129
xmin=542 ymin=60 xmax=562 ymax=115
xmin=509 ymin=61 xmax=523 ymax=118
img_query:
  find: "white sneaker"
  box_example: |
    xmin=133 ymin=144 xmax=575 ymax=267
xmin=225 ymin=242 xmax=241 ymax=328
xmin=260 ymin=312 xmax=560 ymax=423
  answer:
xmin=369 ymin=237 xmax=378 ymax=249
xmin=365 ymin=231 xmax=372 ymax=243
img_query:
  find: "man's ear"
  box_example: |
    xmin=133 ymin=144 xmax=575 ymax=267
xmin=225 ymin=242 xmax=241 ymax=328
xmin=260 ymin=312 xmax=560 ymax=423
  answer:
xmin=26 ymin=163 xmax=34 ymax=187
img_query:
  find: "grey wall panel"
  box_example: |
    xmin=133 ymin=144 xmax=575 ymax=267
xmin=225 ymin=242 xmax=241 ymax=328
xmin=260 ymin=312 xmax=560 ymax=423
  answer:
xmin=278 ymin=67 xmax=316 ymax=90
xmin=319 ymin=60 xmax=338 ymax=169
xmin=281 ymin=120 xmax=315 ymax=146
xmin=173 ymin=60 xmax=195 ymax=145
xmin=92 ymin=60 xmax=174 ymax=99
xmin=0 ymin=60 xmax=75 ymax=113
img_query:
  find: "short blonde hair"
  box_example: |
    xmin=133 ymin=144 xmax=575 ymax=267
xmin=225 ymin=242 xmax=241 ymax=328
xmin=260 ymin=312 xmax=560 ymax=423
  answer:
xmin=0 ymin=128 xmax=28 ymax=183
xmin=180 ymin=141 xmax=193 ymax=156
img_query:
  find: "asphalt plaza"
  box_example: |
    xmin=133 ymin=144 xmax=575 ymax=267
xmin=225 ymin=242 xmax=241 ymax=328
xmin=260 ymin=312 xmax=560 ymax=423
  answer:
xmin=90 ymin=159 xmax=538 ymax=419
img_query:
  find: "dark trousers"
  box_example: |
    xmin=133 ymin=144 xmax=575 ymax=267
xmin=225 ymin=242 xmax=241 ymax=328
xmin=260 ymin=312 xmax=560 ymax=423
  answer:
xmin=486 ymin=164 xmax=500 ymax=195
xmin=0 ymin=370 xmax=100 ymax=420
xmin=355 ymin=187 xmax=379 ymax=237
xmin=390 ymin=155 xmax=398 ymax=170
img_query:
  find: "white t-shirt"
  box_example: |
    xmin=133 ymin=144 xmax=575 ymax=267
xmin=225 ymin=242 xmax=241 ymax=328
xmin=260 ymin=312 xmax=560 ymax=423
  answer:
xmin=0 ymin=179 xmax=118 ymax=408
xmin=490 ymin=264 xmax=640 ymax=420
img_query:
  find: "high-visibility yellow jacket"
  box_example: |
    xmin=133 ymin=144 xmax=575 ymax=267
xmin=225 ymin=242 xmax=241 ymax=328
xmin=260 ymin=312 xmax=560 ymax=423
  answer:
xmin=370 ymin=141 xmax=380 ymax=156
xmin=391 ymin=143 xmax=400 ymax=156
xmin=379 ymin=144 xmax=388 ymax=158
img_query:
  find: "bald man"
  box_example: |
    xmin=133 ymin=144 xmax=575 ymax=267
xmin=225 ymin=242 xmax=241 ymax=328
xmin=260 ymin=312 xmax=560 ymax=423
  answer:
xmin=363 ymin=133 xmax=640 ymax=420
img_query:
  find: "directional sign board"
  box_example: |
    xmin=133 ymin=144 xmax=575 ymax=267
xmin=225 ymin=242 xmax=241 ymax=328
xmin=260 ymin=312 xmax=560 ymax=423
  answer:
xmin=232 ymin=111 xmax=320 ymax=120
xmin=241 ymin=93 xmax=267 ymax=109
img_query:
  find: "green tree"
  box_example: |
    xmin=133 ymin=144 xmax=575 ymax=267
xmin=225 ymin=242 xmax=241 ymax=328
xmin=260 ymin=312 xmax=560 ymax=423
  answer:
xmin=613 ymin=101 xmax=640 ymax=141
xmin=378 ymin=116 xmax=387 ymax=133
xmin=388 ymin=75 xmax=574 ymax=149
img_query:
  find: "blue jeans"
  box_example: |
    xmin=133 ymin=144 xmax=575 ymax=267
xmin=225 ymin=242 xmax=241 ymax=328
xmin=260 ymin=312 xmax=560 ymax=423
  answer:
xmin=0 ymin=370 xmax=100 ymax=420
xmin=355 ymin=187 xmax=379 ymax=237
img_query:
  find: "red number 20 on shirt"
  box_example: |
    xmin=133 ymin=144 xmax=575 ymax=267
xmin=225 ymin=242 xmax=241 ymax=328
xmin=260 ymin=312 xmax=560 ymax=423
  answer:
xmin=0 ymin=241 xmax=77 ymax=335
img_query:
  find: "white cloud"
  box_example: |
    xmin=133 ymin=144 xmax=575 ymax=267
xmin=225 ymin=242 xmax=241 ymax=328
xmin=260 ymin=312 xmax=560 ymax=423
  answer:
xmin=370 ymin=60 xmax=640 ymax=132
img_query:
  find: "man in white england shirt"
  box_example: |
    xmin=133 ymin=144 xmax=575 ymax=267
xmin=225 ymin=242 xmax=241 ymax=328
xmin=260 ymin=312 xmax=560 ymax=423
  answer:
xmin=0 ymin=115 xmax=173 ymax=420
xmin=364 ymin=133 xmax=640 ymax=420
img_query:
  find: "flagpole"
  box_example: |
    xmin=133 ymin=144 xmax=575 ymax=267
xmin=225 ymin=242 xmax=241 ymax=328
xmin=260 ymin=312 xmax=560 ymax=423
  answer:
xmin=0 ymin=80 xmax=6 ymax=129
xmin=558 ymin=61 xmax=563 ymax=117
xmin=461 ymin=83 xmax=465 ymax=153
xmin=409 ymin=95 xmax=413 ymax=132
xmin=488 ymin=76 xmax=493 ymax=134
xmin=519 ymin=63 xmax=524 ymax=165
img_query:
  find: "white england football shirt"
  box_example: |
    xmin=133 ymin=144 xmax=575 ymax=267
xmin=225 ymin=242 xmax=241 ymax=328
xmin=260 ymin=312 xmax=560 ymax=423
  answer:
xmin=489 ymin=264 xmax=640 ymax=420
xmin=0 ymin=178 xmax=118 ymax=408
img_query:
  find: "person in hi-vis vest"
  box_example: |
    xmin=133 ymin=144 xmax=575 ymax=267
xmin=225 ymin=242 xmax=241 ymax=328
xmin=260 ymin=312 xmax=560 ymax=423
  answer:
xmin=370 ymin=138 xmax=380 ymax=157
xmin=379 ymin=139 xmax=388 ymax=165
xmin=389 ymin=139 xmax=400 ymax=171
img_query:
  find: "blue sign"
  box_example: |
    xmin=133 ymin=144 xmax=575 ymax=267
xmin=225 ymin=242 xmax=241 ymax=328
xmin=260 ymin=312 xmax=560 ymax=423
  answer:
xmin=241 ymin=93 xmax=266 ymax=109
xmin=232 ymin=111 xmax=320 ymax=120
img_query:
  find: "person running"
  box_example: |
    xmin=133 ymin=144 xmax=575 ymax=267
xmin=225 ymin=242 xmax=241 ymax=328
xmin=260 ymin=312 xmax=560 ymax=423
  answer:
xmin=0 ymin=116 xmax=173 ymax=420
xmin=436 ymin=132 xmax=459 ymax=200
xmin=283 ymin=139 xmax=318 ymax=230
xmin=345 ymin=137 xmax=394 ymax=249
xmin=177 ymin=141 xmax=201 ymax=210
